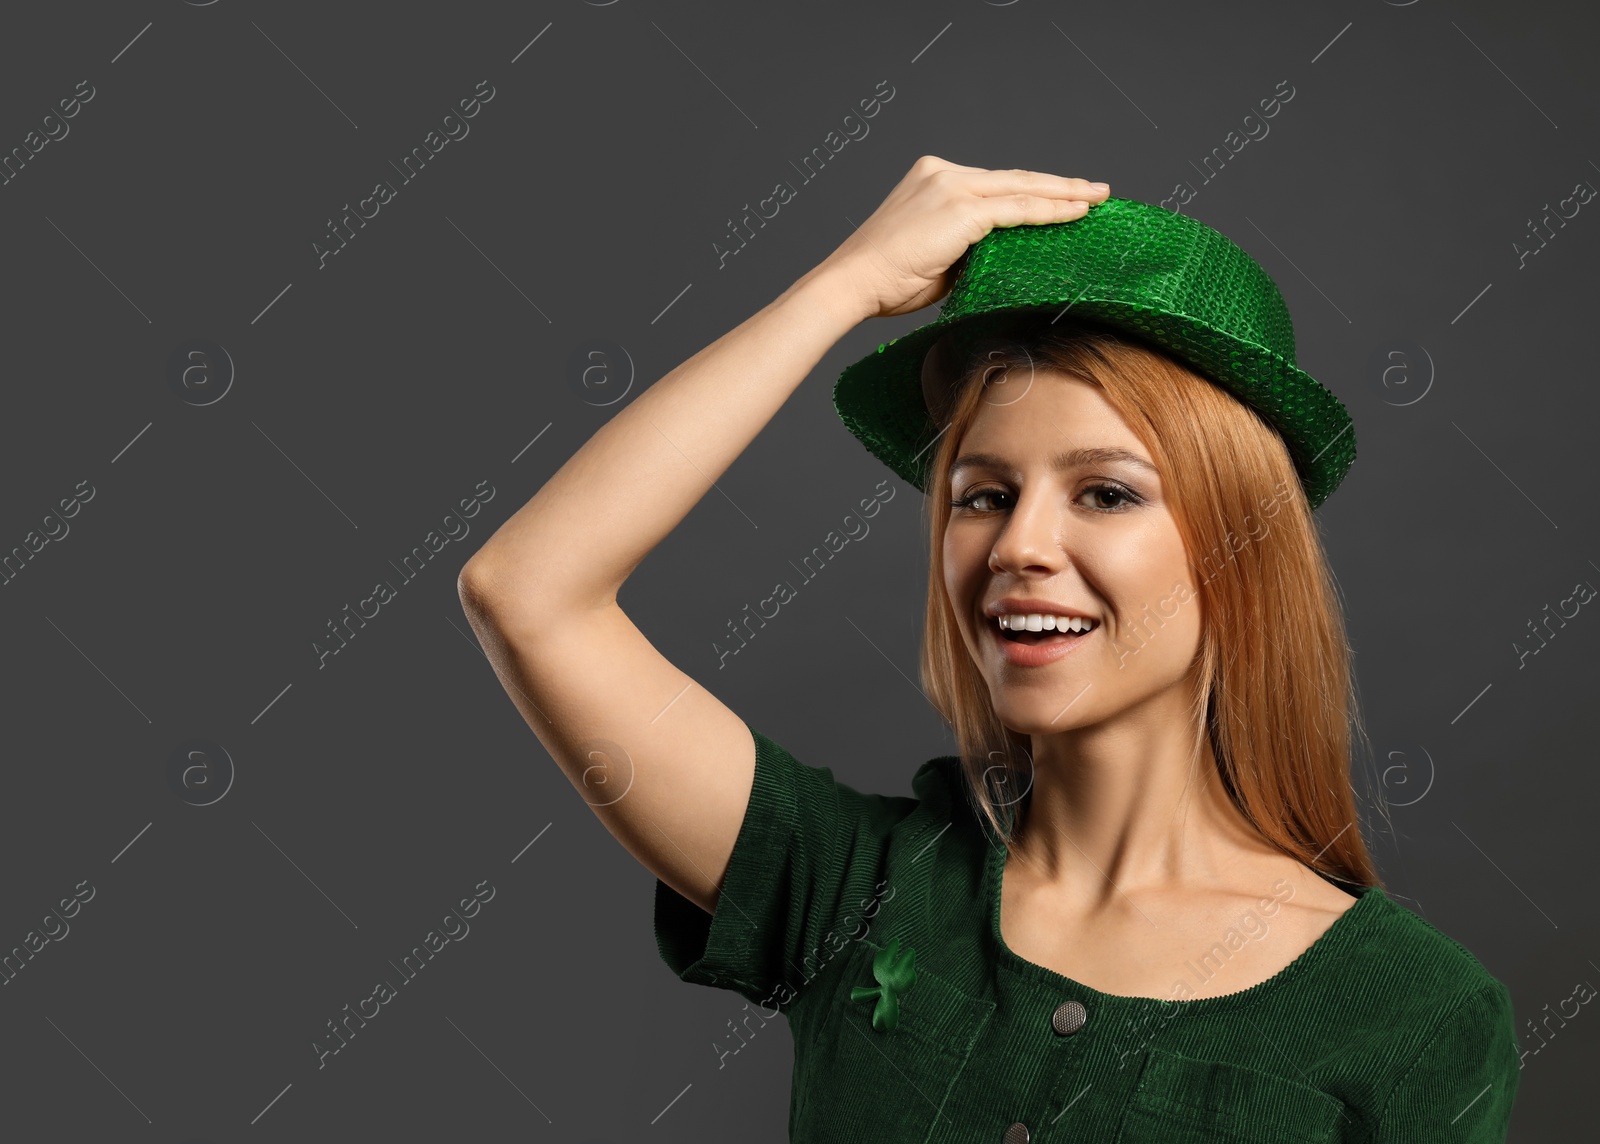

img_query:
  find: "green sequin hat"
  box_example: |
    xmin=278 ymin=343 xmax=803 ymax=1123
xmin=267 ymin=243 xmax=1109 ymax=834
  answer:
xmin=831 ymin=196 xmax=1356 ymax=510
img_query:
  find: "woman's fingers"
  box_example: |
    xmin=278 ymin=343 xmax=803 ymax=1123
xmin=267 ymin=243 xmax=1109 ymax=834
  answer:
xmin=970 ymin=168 xmax=1109 ymax=202
xmin=921 ymin=156 xmax=1108 ymax=202
xmin=809 ymin=157 xmax=1111 ymax=321
xmin=980 ymin=193 xmax=1095 ymax=232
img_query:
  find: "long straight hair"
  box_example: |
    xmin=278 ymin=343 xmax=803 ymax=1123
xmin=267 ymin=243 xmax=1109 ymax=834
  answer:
xmin=919 ymin=316 xmax=1381 ymax=890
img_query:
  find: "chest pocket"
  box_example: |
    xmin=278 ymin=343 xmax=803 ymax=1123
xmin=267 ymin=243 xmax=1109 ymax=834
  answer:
xmin=791 ymin=936 xmax=994 ymax=1144
xmin=1113 ymin=1047 xmax=1350 ymax=1144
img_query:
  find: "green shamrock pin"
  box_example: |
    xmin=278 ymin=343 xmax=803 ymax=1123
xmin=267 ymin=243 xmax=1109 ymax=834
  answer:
xmin=849 ymin=937 xmax=918 ymax=1033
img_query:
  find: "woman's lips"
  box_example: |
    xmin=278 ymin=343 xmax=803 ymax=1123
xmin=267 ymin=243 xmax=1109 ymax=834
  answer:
xmin=987 ymin=620 xmax=1096 ymax=667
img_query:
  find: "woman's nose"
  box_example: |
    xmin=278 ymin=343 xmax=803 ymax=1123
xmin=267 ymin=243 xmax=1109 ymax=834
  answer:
xmin=988 ymin=493 xmax=1065 ymax=575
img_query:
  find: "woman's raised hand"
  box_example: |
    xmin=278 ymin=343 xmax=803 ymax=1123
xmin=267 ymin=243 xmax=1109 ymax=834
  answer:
xmin=815 ymin=155 xmax=1109 ymax=322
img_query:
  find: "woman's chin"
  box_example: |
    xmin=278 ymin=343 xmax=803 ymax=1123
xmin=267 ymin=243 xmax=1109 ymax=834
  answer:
xmin=992 ymin=703 xmax=1097 ymax=737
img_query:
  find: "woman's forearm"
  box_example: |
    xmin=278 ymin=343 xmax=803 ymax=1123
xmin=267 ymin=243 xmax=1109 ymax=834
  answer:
xmin=459 ymin=263 xmax=869 ymax=618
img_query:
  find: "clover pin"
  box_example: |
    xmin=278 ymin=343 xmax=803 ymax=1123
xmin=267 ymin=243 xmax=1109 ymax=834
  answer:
xmin=849 ymin=936 xmax=918 ymax=1033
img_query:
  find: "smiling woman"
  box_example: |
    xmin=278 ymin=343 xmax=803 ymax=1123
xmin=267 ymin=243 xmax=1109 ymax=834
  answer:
xmin=459 ymin=156 xmax=1520 ymax=1143
xmin=920 ymin=313 xmax=1370 ymax=887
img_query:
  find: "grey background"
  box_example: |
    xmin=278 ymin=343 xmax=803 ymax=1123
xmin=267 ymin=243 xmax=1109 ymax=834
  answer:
xmin=0 ymin=0 xmax=1593 ymax=1139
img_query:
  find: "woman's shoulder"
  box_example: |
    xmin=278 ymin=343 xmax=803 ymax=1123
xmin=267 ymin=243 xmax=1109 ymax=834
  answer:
xmin=907 ymin=752 xmax=967 ymax=808
xmin=1355 ymin=887 xmax=1507 ymax=986
xmin=1306 ymin=883 xmax=1515 ymax=1045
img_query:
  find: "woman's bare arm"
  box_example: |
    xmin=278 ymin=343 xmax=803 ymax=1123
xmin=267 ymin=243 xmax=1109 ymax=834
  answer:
xmin=460 ymin=263 xmax=864 ymax=619
xmin=457 ymin=157 xmax=1107 ymax=914
xmin=456 ymin=263 xmax=862 ymax=912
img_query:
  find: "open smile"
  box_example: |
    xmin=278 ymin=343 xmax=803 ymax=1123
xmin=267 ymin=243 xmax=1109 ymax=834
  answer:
xmin=986 ymin=615 xmax=1098 ymax=667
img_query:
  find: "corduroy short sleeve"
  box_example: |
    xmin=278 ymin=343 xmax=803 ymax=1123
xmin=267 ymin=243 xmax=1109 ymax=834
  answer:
xmin=1371 ymin=978 xmax=1521 ymax=1141
xmin=653 ymin=722 xmax=917 ymax=1013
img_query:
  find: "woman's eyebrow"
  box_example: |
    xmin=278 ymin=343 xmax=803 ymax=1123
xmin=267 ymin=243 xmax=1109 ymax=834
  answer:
xmin=950 ymin=446 xmax=1160 ymax=479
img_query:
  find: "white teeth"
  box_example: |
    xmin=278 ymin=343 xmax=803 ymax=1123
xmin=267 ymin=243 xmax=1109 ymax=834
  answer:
xmin=996 ymin=613 xmax=1097 ymax=633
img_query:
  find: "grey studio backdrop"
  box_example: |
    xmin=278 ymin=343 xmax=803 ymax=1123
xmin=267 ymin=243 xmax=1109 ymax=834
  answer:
xmin=0 ymin=0 xmax=1593 ymax=1140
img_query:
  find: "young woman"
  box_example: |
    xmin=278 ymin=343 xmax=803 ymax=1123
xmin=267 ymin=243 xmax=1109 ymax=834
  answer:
xmin=458 ymin=157 xmax=1520 ymax=1143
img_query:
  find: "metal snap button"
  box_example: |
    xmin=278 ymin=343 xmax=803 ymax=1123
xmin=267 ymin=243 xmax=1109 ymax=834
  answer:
xmin=1051 ymin=999 xmax=1087 ymax=1035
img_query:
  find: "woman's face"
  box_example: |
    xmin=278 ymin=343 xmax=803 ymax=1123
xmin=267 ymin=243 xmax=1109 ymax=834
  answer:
xmin=942 ymin=368 xmax=1204 ymax=734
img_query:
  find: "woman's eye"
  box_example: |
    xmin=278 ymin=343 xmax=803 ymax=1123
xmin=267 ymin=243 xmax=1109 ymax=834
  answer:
xmin=950 ymin=483 xmax=1140 ymax=513
xmin=949 ymin=488 xmax=1009 ymax=512
xmin=1083 ymin=483 xmax=1138 ymax=511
